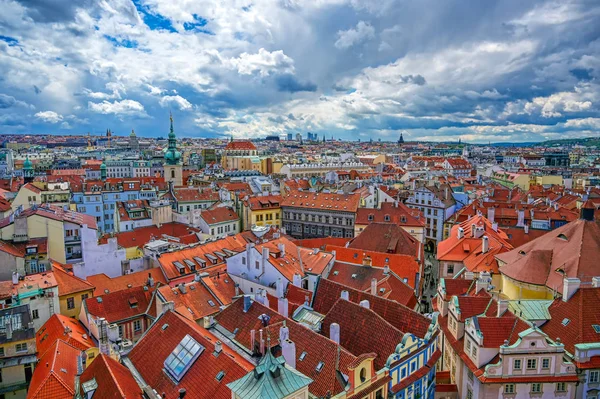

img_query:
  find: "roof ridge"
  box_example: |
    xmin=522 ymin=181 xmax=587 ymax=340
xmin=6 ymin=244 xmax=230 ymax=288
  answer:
xmin=102 ymin=354 xmax=128 ymax=397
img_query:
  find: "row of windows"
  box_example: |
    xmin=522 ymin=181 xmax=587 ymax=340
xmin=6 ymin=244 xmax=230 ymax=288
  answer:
xmin=503 ymin=382 xmax=566 ymax=394
xmin=283 ymin=212 xmax=353 ymax=225
xmin=513 ymin=358 xmax=551 ymax=371
xmin=211 ymin=224 xmax=235 ymax=236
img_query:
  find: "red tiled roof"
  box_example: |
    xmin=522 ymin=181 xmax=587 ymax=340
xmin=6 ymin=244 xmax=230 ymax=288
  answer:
xmin=36 ymin=314 xmax=94 ymax=359
xmin=215 ymin=298 xmax=359 ymax=397
xmin=78 ymin=354 xmax=142 ymax=399
xmin=313 ymin=279 xmax=430 ymax=337
xmin=52 ymin=263 xmax=94 ymax=296
xmin=348 ymin=223 xmax=421 ymax=258
xmin=99 ymin=222 xmax=200 ymax=248
xmin=84 ymin=286 xmax=157 ymax=323
xmin=201 ymin=268 xmax=237 ymax=306
xmin=158 ymin=281 xmax=222 ymax=322
xmin=294 ymin=237 xmax=351 ymax=249
xmin=28 ymin=340 xmax=81 ymax=399
xmin=170 ymin=187 xmax=219 ymax=203
xmin=281 ymin=190 xmax=360 ymax=213
xmin=199 ymin=206 xmax=239 ymax=225
xmin=497 ymin=218 xmax=600 ymax=292
xmin=355 ymin=201 xmax=424 ymax=227
xmin=224 ymin=140 xmax=257 ymax=151
xmin=244 ymin=194 xmax=282 ymax=210
xmin=128 ymin=310 xmax=253 ymax=399
xmin=541 ymin=287 xmax=600 ymax=354
xmin=87 ymin=268 xmax=167 ymax=296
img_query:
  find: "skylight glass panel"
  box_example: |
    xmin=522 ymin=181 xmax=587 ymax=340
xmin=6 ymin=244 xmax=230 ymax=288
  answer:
xmin=164 ymin=334 xmax=205 ymax=381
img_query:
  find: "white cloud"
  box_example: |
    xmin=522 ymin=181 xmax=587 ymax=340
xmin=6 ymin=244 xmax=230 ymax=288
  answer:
xmin=334 ymin=21 xmax=375 ymax=49
xmin=34 ymin=111 xmax=63 ymax=123
xmin=88 ymin=99 xmax=147 ymax=116
xmin=159 ymin=95 xmax=193 ymax=110
xmin=228 ymin=48 xmax=295 ymax=77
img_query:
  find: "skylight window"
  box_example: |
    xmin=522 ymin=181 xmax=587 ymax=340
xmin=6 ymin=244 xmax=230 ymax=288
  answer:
xmin=299 ymin=351 xmax=307 ymax=361
xmin=562 ymin=318 xmax=570 ymax=326
xmin=164 ymin=334 xmax=205 ymax=382
xmin=593 ymin=325 xmax=600 ymax=333
xmin=208 ymin=300 xmax=216 ymax=307
xmin=216 ymin=371 xmax=225 ymax=381
xmin=316 ymin=361 xmax=325 ymax=372
xmin=557 ymin=233 xmax=568 ymax=241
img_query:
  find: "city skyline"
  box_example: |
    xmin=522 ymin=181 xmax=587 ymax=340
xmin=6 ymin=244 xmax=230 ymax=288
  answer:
xmin=0 ymin=0 xmax=599 ymax=143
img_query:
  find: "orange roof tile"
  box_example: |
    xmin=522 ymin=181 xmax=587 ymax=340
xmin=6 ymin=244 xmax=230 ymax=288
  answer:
xmin=78 ymin=354 xmax=142 ymax=399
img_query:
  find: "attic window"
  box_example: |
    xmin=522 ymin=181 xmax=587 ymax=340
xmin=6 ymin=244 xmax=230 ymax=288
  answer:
xmin=384 ymin=215 xmax=390 ymax=222
xmin=316 ymin=361 xmax=325 ymax=372
xmin=368 ymin=214 xmax=374 ymax=221
xmin=208 ymin=300 xmax=216 ymax=307
xmin=557 ymin=233 xmax=568 ymax=241
xmin=299 ymin=351 xmax=307 ymax=361
xmin=128 ymin=298 xmax=138 ymax=308
xmin=518 ymin=250 xmax=526 ymax=256
xmin=164 ymin=334 xmax=205 ymax=382
xmin=353 ymin=253 xmax=358 ymax=259
xmin=216 ymin=371 xmax=225 ymax=381
xmin=333 ymin=271 xmax=339 ymax=276
xmin=562 ymin=318 xmax=570 ymax=326
xmin=351 ymin=274 xmax=358 ymax=279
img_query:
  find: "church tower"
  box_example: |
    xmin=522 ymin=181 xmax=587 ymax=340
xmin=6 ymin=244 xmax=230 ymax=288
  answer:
xmin=23 ymin=156 xmax=34 ymax=183
xmin=398 ymin=132 xmax=404 ymax=145
xmin=163 ymin=113 xmax=183 ymax=186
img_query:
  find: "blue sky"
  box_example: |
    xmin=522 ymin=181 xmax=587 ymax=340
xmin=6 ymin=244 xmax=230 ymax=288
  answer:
xmin=0 ymin=0 xmax=599 ymax=142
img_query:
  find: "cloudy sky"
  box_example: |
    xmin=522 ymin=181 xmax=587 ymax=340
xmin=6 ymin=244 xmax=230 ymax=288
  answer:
xmin=0 ymin=0 xmax=599 ymax=142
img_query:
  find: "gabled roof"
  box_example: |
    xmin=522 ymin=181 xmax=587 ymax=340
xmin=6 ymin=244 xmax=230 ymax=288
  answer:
xmin=199 ymin=206 xmax=239 ymax=226
xmin=52 ymin=263 xmax=94 ymax=296
xmin=158 ymin=281 xmax=222 ymax=322
xmin=78 ymin=354 xmax=142 ymax=399
xmin=36 ymin=314 xmax=94 ymax=359
xmin=127 ymin=310 xmax=253 ymax=399
xmin=84 ymin=286 xmax=157 ymax=323
xmin=28 ymin=340 xmax=81 ymax=399
xmin=170 ymin=187 xmax=220 ymax=203
xmin=312 ymin=279 xmax=430 ymax=338
xmin=348 ymin=223 xmax=420 ymax=258
xmin=225 ymin=140 xmax=257 ymax=151
xmin=87 ymin=268 xmax=167 ymax=296
xmin=99 ymin=222 xmax=201 ymax=248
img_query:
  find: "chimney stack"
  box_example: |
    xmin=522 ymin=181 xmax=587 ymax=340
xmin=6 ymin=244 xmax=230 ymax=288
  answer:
xmin=497 ymin=300 xmax=509 ymax=317
xmin=282 ymin=338 xmax=296 ymax=369
xmin=11 ymin=272 xmax=18 ymax=285
xmin=487 ymin=207 xmax=495 ymax=223
xmin=329 ymin=323 xmax=340 ymax=345
xmin=214 ymin=341 xmax=222 ymax=354
xmin=276 ymin=278 xmax=284 ymax=298
xmin=359 ymin=300 xmax=370 ymax=309
xmin=147 ymin=273 xmax=154 ymax=287
xmin=593 ymin=277 xmax=600 ymax=288
xmin=341 ymin=290 xmax=349 ymax=301
xmin=524 ymin=224 xmax=529 ymax=234
xmin=370 ymin=278 xmax=377 ymax=295
xmin=178 ymin=388 xmax=187 ymax=399
xmin=278 ymin=298 xmax=289 ymax=318
xmin=293 ymin=273 xmax=302 ymax=287
xmin=457 ymin=227 xmax=464 ymax=239
xmin=194 ymin=272 xmax=201 ymax=282
xmin=492 ymin=222 xmax=498 ymax=232
xmin=250 ymin=329 xmax=256 ymax=353
xmin=563 ymin=277 xmax=581 ymax=302
xmin=277 ymin=242 xmax=286 ymax=256
xmin=482 ymin=236 xmax=489 ymax=254
xmin=178 ymin=283 xmax=186 ymax=294
xmin=279 ymin=321 xmax=289 ymax=342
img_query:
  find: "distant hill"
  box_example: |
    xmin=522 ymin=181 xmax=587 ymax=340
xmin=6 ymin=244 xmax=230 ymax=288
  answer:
xmin=537 ymin=136 xmax=600 ymax=147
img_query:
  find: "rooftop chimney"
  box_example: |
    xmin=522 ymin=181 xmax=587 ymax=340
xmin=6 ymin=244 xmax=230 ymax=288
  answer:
xmin=524 ymin=224 xmax=529 ymax=234
xmin=482 ymin=236 xmax=489 ymax=254
xmin=250 ymin=329 xmax=256 ymax=354
xmin=329 ymin=323 xmax=340 ymax=345
xmin=279 ymin=321 xmax=289 ymax=343
xmin=487 ymin=207 xmax=495 ymax=223
xmin=593 ymin=277 xmax=600 ymax=288
xmin=497 ymin=299 xmax=509 ymax=317
xmin=178 ymin=388 xmax=187 ymax=399
xmin=282 ymin=338 xmax=296 ymax=369
xmin=563 ymin=277 xmax=580 ymax=302
xmin=178 ymin=283 xmax=186 ymax=294
xmin=293 ymin=273 xmax=302 ymax=287
xmin=277 ymin=242 xmax=286 ymax=256
xmin=359 ymin=300 xmax=370 ymax=309
xmin=12 ymin=272 xmax=18 ymax=285
xmin=457 ymin=227 xmax=464 ymax=239
xmin=383 ymin=260 xmax=390 ymax=275
xmin=147 ymin=273 xmax=154 ymax=287
xmin=492 ymin=222 xmax=498 ymax=232
xmin=517 ymin=209 xmax=525 ymax=227
xmin=214 ymin=341 xmax=222 ymax=354
xmin=278 ymin=297 xmax=289 ymax=318
xmin=276 ymin=278 xmax=284 ymax=298
xmin=370 ymin=278 xmax=377 ymax=296
xmin=194 ymin=272 xmax=201 ymax=282
xmin=341 ymin=290 xmax=349 ymax=301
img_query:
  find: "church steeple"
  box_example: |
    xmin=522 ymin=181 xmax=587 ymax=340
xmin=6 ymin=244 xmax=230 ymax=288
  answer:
xmin=398 ymin=132 xmax=404 ymax=145
xmin=164 ymin=113 xmax=181 ymax=166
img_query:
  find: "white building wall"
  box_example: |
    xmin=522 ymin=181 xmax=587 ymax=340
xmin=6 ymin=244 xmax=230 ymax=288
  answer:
xmin=76 ymin=227 xmax=127 ymax=279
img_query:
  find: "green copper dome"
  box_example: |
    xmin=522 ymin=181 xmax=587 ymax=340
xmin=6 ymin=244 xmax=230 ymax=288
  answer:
xmin=23 ymin=156 xmax=33 ymax=170
xmin=164 ymin=113 xmax=182 ymax=165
